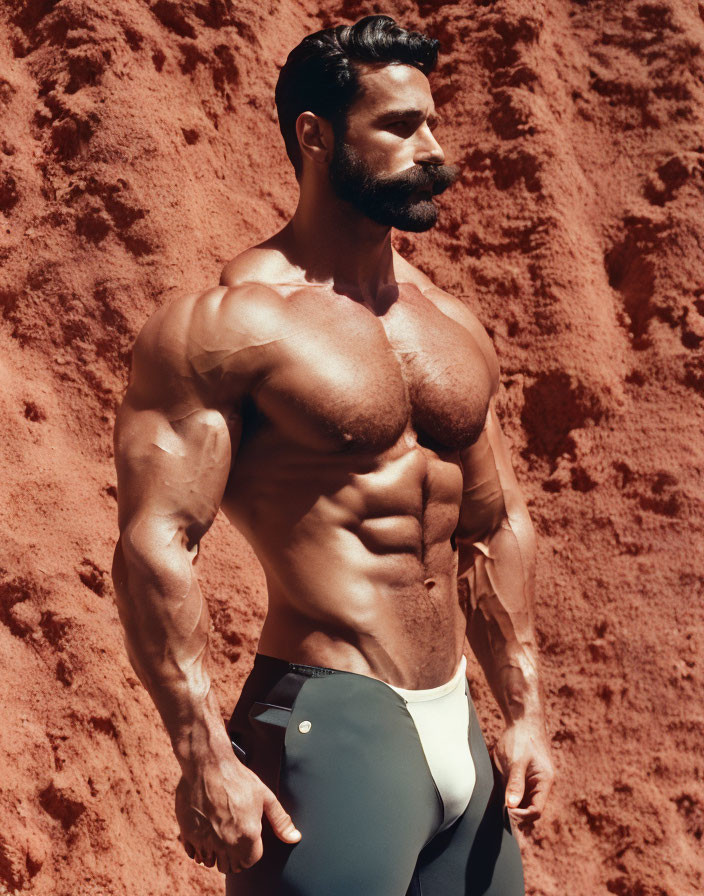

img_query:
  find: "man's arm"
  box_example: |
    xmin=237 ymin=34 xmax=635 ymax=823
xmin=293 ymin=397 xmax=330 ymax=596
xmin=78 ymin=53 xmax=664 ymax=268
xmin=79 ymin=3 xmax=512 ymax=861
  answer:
xmin=422 ymin=283 xmax=554 ymax=820
xmin=112 ymin=289 xmax=300 ymax=874
xmin=455 ymin=398 xmax=540 ymax=724
xmin=112 ymin=292 xmax=235 ymax=772
xmin=455 ymin=396 xmax=555 ymax=822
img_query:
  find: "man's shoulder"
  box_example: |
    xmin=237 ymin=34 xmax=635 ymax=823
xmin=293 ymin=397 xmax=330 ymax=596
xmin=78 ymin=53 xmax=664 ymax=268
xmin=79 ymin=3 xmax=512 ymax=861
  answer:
xmin=131 ymin=282 xmax=286 ymax=403
xmin=394 ymin=251 xmax=500 ymax=390
xmin=137 ymin=282 xmax=284 ymax=356
xmin=219 ymin=241 xmax=296 ymax=289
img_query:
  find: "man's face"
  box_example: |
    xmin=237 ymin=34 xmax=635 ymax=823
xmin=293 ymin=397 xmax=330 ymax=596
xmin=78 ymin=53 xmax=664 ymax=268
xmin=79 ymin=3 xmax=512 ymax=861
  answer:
xmin=328 ymin=64 xmax=459 ymax=232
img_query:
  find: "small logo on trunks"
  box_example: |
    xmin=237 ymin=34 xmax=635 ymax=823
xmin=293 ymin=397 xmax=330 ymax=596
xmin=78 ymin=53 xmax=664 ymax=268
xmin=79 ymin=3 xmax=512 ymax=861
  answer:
xmin=298 ymin=720 xmax=312 ymax=733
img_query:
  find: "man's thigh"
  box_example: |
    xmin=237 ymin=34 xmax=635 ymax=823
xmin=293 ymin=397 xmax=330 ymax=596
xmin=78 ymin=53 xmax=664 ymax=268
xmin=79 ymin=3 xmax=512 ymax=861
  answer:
xmin=413 ymin=690 xmax=525 ymax=896
xmin=226 ymin=663 xmax=442 ymax=896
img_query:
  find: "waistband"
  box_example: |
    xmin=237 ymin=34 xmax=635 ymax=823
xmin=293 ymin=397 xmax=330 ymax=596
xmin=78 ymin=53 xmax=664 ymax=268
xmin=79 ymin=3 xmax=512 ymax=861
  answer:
xmin=254 ymin=653 xmax=339 ymax=680
xmin=386 ymin=654 xmax=467 ymax=703
xmin=229 ymin=654 xmax=335 ymax=723
xmin=251 ymin=653 xmax=467 ymax=701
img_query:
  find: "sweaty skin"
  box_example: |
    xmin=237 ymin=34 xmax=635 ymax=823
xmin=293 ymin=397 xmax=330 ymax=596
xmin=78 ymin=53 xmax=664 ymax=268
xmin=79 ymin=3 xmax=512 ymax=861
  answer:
xmin=112 ymin=61 xmax=554 ymax=877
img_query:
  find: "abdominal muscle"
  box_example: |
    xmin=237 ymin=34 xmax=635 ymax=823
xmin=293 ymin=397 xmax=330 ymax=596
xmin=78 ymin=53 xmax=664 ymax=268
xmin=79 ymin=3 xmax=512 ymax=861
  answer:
xmin=221 ymin=427 xmax=469 ymax=690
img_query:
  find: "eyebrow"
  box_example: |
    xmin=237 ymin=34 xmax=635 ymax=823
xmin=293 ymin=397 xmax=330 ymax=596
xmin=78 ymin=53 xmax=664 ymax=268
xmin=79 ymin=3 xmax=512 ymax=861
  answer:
xmin=377 ymin=108 xmax=441 ymax=126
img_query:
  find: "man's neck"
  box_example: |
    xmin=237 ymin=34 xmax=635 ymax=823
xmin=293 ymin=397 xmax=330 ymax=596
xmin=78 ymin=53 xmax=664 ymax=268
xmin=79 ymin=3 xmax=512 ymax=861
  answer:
xmin=278 ymin=183 xmax=399 ymax=307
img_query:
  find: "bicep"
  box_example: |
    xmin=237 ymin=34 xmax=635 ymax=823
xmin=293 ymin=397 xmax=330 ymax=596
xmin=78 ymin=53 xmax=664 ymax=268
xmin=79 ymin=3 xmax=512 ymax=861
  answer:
xmin=115 ymin=395 xmax=236 ymax=550
xmin=456 ymin=399 xmax=532 ymax=547
xmin=114 ymin=303 xmax=238 ymax=548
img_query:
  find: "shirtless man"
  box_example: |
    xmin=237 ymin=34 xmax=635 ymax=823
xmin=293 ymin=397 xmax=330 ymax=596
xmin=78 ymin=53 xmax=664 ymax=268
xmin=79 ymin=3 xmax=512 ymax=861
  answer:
xmin=111 ymin=15 xmax=554 ymax=895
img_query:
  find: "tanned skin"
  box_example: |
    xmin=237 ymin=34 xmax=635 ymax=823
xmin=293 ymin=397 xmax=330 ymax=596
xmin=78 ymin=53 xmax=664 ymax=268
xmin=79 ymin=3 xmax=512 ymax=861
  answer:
xmin=112 ymin=62 xmax=555 ymax=876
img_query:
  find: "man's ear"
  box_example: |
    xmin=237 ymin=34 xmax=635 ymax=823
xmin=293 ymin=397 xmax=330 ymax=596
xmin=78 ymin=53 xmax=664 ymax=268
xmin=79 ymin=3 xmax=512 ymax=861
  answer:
xmin=296 ymin=112 xmax=334 ymax=168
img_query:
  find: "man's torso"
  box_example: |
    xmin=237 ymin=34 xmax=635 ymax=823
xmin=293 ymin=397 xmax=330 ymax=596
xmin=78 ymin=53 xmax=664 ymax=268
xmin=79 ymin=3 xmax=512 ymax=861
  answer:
xmin=193 ymin=243 xmax=495 ymax=688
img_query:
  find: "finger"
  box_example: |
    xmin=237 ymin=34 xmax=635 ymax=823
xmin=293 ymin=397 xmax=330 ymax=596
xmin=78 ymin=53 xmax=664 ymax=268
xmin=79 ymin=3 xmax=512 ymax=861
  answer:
xmin=181 ymin=838 xmax=195 ymax=860
xmin=509 ymin=801 xmax=540 ymax=817
xmin=533 ymin=790 xmax=549 ymax=812
xmin=239 ymin=835 xmax=264 ymax=869
xmin=200 ymin=850 xmax=216 ymax=868
xmin=534 ymin=774 xmax=554 ymax=811
xmin=227 ymin=845 xmax=245 ymax=874
xmin=505 ymin=761 xmax=527 ymax=809
xmin=510 ymin=806 xmax=541 ymax=823
xmin=508 ymin=785 xmax=545 ymax=820
xmin=529 ymin=781 xmax=551 ymax=815
xmin=216 ymin=851 xmax=230 ymax=874
xmin=519 ymin=771 xmax=552 ymax=813
xmin=262 ymin=790 xmax=301 ymax=843
xmin=226 ymin=828 xmax=263 ymax=873
xmin=509 ymin=795 xmax=537 ymax=817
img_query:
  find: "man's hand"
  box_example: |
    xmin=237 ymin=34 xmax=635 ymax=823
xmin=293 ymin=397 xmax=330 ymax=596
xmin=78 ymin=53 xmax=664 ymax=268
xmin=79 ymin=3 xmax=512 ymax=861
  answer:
xmin=175 ymin=755 xmax=301 ymax=874
xmin=493 ymin=718 xmax=555 ymax=823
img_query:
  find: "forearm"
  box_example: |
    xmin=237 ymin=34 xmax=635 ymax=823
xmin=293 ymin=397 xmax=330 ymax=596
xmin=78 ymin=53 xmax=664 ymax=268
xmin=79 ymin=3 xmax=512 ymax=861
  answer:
xmin=458 ymin=511 xmax=544 ymax=725
xmin=112 ymin=529 xmax=233 ymax=777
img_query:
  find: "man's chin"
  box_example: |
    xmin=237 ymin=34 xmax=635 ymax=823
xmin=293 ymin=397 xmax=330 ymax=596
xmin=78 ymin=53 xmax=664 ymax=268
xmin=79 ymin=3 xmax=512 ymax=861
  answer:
xmin=380 ymin=200 xmax=439 ymax=233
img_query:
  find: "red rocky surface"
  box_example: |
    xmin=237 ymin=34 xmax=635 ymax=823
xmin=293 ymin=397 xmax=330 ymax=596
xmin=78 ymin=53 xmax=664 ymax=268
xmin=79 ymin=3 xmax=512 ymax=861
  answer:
xmin=0 ymin=1 xmax=703 ymax=894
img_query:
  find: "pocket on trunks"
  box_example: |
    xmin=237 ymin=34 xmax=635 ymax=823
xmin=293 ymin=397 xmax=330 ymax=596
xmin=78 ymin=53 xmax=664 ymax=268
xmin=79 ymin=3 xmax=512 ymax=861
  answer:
xmin=248 ymin=702 xmax=294 ymax=730
xmin=245 ymin=702 xmax=293 ymax=795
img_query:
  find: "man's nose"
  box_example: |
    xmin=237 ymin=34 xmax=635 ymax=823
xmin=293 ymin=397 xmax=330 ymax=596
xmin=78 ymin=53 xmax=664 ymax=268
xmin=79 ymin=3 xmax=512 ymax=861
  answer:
xmin=415 ymin=123 xmax=445 ymax=166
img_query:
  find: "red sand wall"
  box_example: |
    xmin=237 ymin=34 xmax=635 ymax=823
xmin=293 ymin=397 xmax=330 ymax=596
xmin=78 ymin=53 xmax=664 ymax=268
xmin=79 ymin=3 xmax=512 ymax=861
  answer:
xmin=1 ymin=1 xmax=703 ymax=894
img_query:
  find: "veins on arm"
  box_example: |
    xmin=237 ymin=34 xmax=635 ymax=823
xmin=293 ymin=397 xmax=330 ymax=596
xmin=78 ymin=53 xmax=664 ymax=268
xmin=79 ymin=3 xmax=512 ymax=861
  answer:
xmin=455 ymin=398 xmax=542 ymax=725
xmin=112 ymin=291 xmax=241 ymax=772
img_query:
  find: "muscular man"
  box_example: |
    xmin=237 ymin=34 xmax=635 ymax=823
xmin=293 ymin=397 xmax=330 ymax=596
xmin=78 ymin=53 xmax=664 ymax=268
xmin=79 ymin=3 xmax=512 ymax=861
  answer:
xmin=112 ymin=15 xmax=554 ymax=895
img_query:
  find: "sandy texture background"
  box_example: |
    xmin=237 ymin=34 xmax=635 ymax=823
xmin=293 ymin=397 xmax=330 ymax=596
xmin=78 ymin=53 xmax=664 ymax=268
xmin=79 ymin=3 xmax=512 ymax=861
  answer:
xmin=1 ymin=1 xmax=703 ymax=894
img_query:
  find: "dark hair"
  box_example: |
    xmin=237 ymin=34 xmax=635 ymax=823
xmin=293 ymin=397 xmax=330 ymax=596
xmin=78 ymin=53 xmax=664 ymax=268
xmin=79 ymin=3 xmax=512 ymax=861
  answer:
xmin=274 ymin=15 xmax=440 ymax=178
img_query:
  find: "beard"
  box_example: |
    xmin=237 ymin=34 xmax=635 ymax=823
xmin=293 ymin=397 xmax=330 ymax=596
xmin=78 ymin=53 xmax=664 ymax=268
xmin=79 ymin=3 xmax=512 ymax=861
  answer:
xmin=328 ymin=142 xmax=460 ymax=233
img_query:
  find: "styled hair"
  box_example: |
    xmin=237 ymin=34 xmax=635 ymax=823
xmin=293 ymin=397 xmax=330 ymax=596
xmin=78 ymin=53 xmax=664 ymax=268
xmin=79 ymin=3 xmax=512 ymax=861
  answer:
xmin=274 ymin=15 xmax=440 ymax=178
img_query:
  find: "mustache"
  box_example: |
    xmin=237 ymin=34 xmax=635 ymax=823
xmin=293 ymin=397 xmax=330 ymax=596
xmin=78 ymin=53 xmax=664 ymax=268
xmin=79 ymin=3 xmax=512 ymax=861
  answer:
xmin=375 ymin=163 xmax=461 ymax=197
